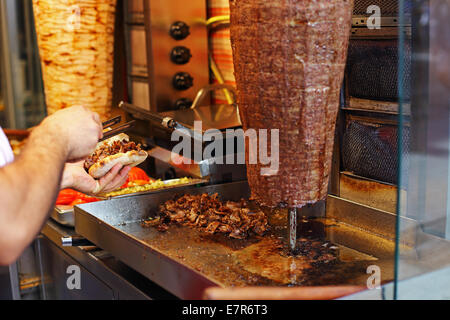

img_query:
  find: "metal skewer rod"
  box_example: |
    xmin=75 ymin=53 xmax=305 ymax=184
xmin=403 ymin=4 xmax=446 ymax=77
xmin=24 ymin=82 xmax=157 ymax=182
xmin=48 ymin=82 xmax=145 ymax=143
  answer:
xmin=102 ymin=116 xmax=122 ymax=129
xmin=288 ymin=207 xmax=298 ymax=253
xmin=100 ymin=121 xmax=136 ymax=142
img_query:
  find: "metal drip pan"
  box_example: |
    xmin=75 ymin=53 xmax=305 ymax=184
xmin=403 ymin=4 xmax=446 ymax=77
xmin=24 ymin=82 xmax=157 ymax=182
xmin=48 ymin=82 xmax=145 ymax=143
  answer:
xmin=74 ymin=181 xmax=403 ymax=299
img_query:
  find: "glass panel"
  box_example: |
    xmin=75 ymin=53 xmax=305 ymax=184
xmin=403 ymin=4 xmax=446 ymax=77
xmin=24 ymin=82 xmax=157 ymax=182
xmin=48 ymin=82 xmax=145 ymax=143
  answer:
xmin=0 ymin=0 xmax=45 ymax=129
xmin=396 ymin=0 xmax=450 ymax=299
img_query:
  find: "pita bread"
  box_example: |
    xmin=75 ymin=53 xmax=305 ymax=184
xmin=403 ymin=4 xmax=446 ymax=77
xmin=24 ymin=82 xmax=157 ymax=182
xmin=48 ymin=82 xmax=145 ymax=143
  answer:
xmin=88 ymin=150 xmax=148 ymax=179
xmin=85 ymin=133 xmax=148 ymax=179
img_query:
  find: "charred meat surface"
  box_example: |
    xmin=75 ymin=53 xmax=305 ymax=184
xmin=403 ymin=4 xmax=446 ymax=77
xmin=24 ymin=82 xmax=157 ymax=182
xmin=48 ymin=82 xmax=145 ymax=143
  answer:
xmin=229 ymin=0 xmax=354 ymax=208
xmin=290 ymin=238 xmax=338 ymax=263
xmin=84 ymin=140 xmax=142 ymax=171
xmin=143 ymin=193 xmax=270 ymax=239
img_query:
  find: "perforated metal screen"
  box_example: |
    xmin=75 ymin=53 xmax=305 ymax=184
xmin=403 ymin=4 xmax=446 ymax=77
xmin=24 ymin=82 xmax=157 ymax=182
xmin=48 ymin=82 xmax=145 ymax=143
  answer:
xmin=342 ymin=121 xmax=410 ymax=185
xmin=346 ymin=40 xmax=411 ymax=102
xmin=353 ymin=0 xmax=413 ymax=16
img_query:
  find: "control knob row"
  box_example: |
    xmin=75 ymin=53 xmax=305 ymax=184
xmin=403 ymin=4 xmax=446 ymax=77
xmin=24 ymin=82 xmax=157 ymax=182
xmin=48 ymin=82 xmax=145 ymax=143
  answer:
xmin=172 ymin=72 xmax=193 ymax=91
xmin=169 ymin=21 xmax=190 ymax=40
xmin=170 ymin=46 xmax=192 ymax=65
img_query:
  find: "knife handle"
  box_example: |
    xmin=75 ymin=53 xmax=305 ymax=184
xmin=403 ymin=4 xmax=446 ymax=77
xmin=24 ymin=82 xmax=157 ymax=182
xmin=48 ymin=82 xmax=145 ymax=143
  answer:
xmin=61 ymin=236 xmax=93 ymax=247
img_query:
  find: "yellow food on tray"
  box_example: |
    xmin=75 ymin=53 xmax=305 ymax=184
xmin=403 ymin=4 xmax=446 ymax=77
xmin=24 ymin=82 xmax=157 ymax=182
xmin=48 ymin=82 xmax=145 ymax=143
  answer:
xmin=102 ymin=177 xmax=193 ymax=197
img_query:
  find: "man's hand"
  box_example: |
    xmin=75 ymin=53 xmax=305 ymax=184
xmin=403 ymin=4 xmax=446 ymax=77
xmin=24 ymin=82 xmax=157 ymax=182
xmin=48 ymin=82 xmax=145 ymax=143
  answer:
xmin=39 ymin=106 xmax=103 ymax=161
xmin=0 ymin=107 xmax=104 ymax=265
xmin=62 ymin=161 xmax=131 ymax=195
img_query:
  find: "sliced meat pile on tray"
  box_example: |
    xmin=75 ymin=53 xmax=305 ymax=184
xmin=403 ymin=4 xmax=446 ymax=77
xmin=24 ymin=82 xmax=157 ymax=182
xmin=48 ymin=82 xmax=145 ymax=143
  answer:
xmin=84 ymin=140 xmax=142 ymax=171
xmin=229 ymin=0 xmax=354 ymax=208
xmin=143 ymin=193 xmax=270 ymax=239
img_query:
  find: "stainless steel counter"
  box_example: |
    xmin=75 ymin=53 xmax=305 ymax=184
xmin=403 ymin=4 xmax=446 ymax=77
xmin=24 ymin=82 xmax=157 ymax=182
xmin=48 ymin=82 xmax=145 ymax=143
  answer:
xmin=36 ymin=220 xmax=176 ymax=300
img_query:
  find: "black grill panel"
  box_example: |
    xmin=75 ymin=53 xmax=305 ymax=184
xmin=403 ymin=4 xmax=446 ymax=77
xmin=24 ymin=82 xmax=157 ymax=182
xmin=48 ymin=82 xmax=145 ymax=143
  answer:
xmin=353 ymin=0 xmax=413 ymax=16
xmin=346 ymin=40 xmax=411 ymax=102
xmin=342 ymin=121 xmax=410 ymax=185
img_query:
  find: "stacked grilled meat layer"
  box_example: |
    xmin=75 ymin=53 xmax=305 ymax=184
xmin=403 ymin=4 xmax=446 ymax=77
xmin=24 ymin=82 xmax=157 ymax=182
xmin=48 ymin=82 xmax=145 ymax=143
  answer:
xmin=229 ymin=0 xmax=354 ymax=208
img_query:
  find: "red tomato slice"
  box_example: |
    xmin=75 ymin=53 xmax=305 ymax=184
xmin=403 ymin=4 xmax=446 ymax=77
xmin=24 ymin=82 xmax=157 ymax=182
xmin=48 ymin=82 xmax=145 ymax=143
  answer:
xmin=56 ymin=189 xmax=78 ymax=205
xmin=126 ymin=167 xmax=150 ymax=182
xmin=69 ymin=199 xmax=85 ymax=206
xmin=57 ymin=189 xmax=100 ymax=206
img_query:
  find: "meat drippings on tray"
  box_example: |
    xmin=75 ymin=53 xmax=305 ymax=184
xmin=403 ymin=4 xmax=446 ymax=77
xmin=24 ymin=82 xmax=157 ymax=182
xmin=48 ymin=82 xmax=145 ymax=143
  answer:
xmin=232 ymin=237 xmax=339 ymax=285
xmin=84 ymin=140 xmax=142 ymax=171
xmin=142 ymin=193 xmax=270 ymax=239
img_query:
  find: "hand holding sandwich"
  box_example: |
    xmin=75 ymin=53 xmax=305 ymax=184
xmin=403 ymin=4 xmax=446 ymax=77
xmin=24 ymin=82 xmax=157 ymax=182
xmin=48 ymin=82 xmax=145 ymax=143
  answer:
xmin=0 ymin=106 xmax=133 ymax=265
xmin=38 ymin=105 xmax=103 ymax=161
xmin=47 ymin=107 xmax=140 ymax=195
xmin=61 ymin=161 xmax=131 ymax=195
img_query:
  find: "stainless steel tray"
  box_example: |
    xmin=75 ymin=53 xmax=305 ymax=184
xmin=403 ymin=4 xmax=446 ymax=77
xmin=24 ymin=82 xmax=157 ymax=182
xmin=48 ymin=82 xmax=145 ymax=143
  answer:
xmin=51 ymin=206 xmax=76 ymax=227
xmin=74 ymin=181 xmax=398 ymax=299
xmin=102 ymin=178 xmax=208 ymax=199
xmin=50 ymin=178 xmax=208 ymax=227
xmin=75 ymin=182 xmax=251 ymax=299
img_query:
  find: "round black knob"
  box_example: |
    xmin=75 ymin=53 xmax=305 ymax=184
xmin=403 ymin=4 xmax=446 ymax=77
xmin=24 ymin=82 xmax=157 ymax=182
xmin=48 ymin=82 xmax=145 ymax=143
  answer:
xmin=170 ymin=46 xmax=192 ymax=65
xmin=169 ymin=21 xmax=190 ymax=40
xmin=172 ymin=72 xmax=193 ymax=91
xmin=174 ymin=98 xmax=193 ymax=110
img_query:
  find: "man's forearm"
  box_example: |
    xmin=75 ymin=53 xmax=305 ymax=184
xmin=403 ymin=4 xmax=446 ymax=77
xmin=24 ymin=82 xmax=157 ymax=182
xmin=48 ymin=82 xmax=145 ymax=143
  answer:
xmin=0 ymin=126 xmax=68 ymax=264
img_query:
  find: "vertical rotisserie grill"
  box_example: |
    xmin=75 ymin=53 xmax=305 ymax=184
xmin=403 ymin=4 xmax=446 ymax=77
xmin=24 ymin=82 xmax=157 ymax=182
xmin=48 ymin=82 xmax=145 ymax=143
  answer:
xmin=229 ymin=0 xmax=354 ymax=208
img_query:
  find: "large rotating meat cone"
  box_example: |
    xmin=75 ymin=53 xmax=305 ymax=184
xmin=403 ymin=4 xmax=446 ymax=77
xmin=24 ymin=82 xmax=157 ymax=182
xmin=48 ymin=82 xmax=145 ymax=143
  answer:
xmin=33 ymin=0 xmax=117 ymax=121
xmin=229 ymin=0 xmax=354 ymax=208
